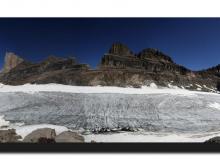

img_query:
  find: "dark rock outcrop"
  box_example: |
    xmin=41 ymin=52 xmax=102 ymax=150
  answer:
xmin=137 ymin=48 xmax=173 ymax=63
xmin=199 ymin=64 xmax=220 ymax=78
xmin=97 ymin=43 xmax=202 ymax=88
xmin=204 ymin=137 xmax=220 ymax=144
xmin=101 ymin=43 xmax=190 ymax=75
xmin=98 ymin=43 xmax=220 ymax=91
xmin=101 ymin=43 xmax=139 ymax=69
xmin=0 ymin=129 xmax=22 ymax=143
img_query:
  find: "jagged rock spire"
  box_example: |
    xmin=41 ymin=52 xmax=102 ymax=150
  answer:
xmin=1 ymin=52 xmax=24 ymax=73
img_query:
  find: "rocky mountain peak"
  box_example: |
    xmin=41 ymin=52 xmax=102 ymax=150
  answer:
xmin=108 ymin=43 xmax=134 ymax=57
xmin=201 ymin=64 xmax=220 ymax=77
xmin=137 ymin=48 xmax=174 ymax=63
xmin=41 ymin=55 xmax=65 ymax=64
xmin=208 ymin=64 xmax=220 ymax=72
xmin=41 ymin=55 xmax=78 ymax=66
xmin=1 ymin=52 xmax=24 ymax=73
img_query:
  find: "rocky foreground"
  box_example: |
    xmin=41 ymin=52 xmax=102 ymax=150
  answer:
xmin=0 ymin=128 xmax=85 ymax=143
xmin=0 ymin=127 xmax=220 ymax=143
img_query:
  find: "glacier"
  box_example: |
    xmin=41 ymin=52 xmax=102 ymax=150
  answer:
xmin=0 ymin=84 xmax=220 ymax=142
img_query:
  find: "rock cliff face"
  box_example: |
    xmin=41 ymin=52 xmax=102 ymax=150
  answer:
xmin=0 ymin=42 xmax=219 ymax=92
xmin=101 ymin=43 xmax=139 ymax=69
xmin=98 ymin=43 xmax=220 ymax=91
xmin=1 ymin=52 xmax=24 ymax=73
xmin=0 ymin=54 xmax=90 ymax=85
xmin=101 ymin=43 xmax=190 ymax=75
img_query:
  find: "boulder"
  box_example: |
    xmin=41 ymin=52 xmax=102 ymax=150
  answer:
xmin=55 ymin=131 xmax=84 ymax=143
xmin=23 ymin=128 xmax=56 ymax=143
xmin=204 ymin=137 xmax=220 ymax=144
xmin=0 ymin=129 xmax=22 ymax=143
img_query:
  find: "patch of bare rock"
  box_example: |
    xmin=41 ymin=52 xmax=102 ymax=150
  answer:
xmin=0 ymin=128 xmax=85 ymax=143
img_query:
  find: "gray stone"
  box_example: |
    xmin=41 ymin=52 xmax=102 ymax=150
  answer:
xmin=23 ymin=128 xmax=56 ymax=143
xmin=55 ymin=131 xmax=84 ymax=143
xmin=0 ymin=129 xmax=22 ymax=143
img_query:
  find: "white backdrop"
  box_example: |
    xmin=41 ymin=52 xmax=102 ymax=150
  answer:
xmin=0 ymin=0 xmax=218 ymax=17
xmin=0 ymin=0 xmax=219 ymax=158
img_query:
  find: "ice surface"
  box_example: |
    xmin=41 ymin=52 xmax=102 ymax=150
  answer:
xmin=0 ymin=84 xmax=220 ymax=142
xmin=0 ymin=87 xmax=219 ymax=133
xmin=84 ymin=130 xmax=220 ymax=142
xmin=208 ymin=102 xmax=220 ymax=110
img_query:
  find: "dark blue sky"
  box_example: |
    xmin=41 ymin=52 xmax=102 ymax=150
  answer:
xmin=0 ymin=18 xmax=220 ymax=71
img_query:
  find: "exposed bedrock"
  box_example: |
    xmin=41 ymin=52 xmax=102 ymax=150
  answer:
xmin=0 ymin=42 xmax=219 ymax=92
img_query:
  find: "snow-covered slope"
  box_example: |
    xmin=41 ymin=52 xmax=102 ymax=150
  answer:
xmin=0 ymin=83 xmax=217 ymax=95
xmin=0 ymin=83 xmax=220 ymax=135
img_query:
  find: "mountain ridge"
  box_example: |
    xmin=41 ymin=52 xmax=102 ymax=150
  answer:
xmin=0 ymin=42 xmax=219 ymax=92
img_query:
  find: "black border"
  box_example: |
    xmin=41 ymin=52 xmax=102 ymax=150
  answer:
xmin=0 ymin=143 xmax=220 ymax=153
xmin=0 ymin=17 xmax=220 ymax=153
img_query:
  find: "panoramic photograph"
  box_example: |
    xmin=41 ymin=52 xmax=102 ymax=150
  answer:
xmin=0 ymin=18 xmax=220 ymax=144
